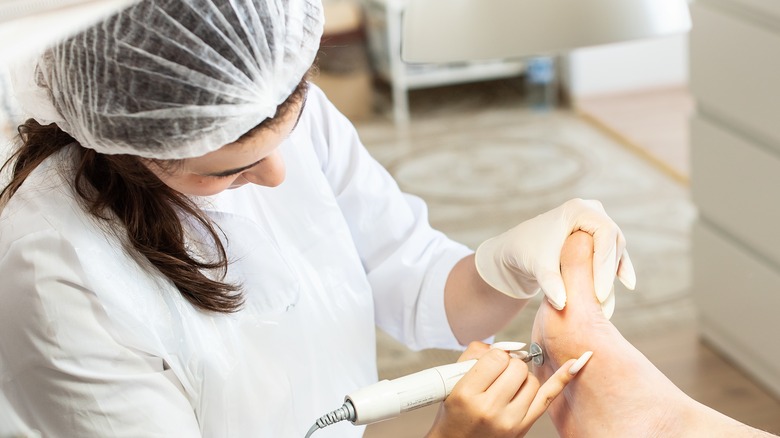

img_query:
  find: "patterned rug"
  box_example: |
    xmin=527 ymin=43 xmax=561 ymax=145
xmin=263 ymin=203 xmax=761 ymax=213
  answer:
xmin=353 ymin=81 xmax=696 ymax=379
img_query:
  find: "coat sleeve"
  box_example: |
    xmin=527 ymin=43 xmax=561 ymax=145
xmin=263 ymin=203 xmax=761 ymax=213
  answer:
xmin=304 ymin=85 xmax=472 ymax=351
xmin=0 ymin=229 xmax=201 ymax=438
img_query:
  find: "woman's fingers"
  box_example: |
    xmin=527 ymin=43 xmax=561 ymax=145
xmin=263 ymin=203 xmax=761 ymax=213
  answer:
xmin=600 ymin=287 xmax=616 ymax=320
xmin=441 ymin=343 xmax=592 ymax=437
xmin=458 ymin=349 xmax=511 ymax=395
xmin=457 ymin=341 xmax=491 ymax=362
xmin=456 ymin=341 xmax=533 ymax=400
xmin=488 ymin=357 xmax=530 ymax=405
xmin=506 ymin=371 xmax=540 ymax=420
xmin=616 ymin=249 xmax=637 ymax=290
xmin=518 ymin=351 xmax=593 ymax=430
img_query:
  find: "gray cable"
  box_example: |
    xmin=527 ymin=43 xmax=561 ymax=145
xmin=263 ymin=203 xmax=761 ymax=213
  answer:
xmin=304 ymin=343 xmax=543 ymax=437
xmin=304 ymin=400 xmax=356 ymax=438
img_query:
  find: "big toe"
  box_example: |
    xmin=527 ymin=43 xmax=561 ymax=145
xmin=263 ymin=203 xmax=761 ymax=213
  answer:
xmin=560 ymin=232 xmax=603 ymax=313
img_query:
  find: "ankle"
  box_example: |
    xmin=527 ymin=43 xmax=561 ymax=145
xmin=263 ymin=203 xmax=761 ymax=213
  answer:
xmin=681 ymin=400 xmax=771 ymax=438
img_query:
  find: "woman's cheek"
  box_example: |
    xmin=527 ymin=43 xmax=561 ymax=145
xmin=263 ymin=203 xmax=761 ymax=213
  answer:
xmin=198 ymin=178 xmax=235 ymax=196
xmin=172 ymin=175 xmax=235 ymax=196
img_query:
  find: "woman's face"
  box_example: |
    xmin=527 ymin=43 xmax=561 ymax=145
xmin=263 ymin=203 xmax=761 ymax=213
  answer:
xmin=144 ymin=99 xmax=304 ymax=197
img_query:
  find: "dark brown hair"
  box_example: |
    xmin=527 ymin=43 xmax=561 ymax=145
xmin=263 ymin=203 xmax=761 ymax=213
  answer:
xmin=0 ymin=78 xmax=309 ymax=313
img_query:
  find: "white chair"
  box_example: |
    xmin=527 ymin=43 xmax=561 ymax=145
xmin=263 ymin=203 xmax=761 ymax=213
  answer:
xmin=362 ymin=0 xmax=526 ymax=125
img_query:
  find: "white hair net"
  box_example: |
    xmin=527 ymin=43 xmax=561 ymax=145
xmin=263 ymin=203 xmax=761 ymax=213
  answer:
xmin=11 ymin=0 xmax=323 ymax=160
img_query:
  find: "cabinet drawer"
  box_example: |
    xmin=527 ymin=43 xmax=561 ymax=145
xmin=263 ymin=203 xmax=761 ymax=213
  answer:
xmin=693 ymin=221 xmax=780 ymax=398
xmin=691 ymin=115 xmax=780 ymax=266
xmin=690 ymin=2 xmax=780 ymax=149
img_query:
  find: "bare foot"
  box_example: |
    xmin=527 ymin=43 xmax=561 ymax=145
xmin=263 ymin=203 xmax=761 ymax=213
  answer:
xmin=531 ymin=231 xmax=776 ymax=438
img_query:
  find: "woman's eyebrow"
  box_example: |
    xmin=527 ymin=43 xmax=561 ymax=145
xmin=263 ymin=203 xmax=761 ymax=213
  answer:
xmin=204 ymin=92 xmax=308 ymax=178
xmin=203 ymin=159 xmax=263 ymax=177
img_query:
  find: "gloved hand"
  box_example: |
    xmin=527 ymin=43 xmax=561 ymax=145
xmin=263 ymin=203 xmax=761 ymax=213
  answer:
xmin=474 ymin=198 xmax=636 ymax=319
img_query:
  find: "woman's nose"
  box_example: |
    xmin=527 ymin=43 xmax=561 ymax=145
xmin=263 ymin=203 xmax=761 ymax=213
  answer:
xmin=241 ymin=152 xmax=286 ymax=187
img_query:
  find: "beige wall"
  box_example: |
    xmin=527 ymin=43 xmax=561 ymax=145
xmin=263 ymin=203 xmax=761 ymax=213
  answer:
xmin=564 ymin=34 xmax=689 ymax=99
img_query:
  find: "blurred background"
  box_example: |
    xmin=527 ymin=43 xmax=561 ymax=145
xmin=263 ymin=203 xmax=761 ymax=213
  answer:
xmin=1 ymin=0 xmax=779 ymax=436
xmin=306 ymin=0 xmax=780 ymax=436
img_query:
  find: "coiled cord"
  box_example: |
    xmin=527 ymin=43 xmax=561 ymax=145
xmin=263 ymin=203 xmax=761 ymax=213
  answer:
xmin=304 ymin=400 xmax=356 ymax=438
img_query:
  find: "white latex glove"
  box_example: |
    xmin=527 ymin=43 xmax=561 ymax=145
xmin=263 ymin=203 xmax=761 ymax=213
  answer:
xmin=474 ymin=198 xmax=636 ymax=318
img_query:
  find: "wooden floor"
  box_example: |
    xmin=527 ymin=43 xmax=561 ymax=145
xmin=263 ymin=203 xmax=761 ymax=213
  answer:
xmin=574 ymin=86 xmax=695 ymax=185
xmin=634 ymin=326 xmax=780 ymax=433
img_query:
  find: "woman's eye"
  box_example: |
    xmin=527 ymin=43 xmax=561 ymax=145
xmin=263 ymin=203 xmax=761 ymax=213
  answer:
xmin=211 ymin=173 xmax=239 ymax=180
xmin=207 ymin=158 xmax=266 ymax=180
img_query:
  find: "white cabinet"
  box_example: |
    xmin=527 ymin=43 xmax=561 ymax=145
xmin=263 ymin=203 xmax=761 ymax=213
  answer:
xmin=362 ymin=0 xmax=526 ymax=125
xmin=690 ymin=0 xmax=780 ymax=398
xmin=692 ymin=223 xmax=780 ymax=397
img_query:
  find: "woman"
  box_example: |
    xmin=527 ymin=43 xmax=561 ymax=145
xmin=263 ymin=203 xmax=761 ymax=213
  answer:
xmin=0 ymin=0 xmax=632 ymax=436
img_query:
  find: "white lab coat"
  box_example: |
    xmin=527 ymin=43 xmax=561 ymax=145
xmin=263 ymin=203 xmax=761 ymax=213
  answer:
xmin=0 ymin=85 xmax=472 ymax=437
